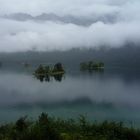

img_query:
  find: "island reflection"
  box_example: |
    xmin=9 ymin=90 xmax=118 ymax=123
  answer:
xmin=35 ymin=73 xmax=64 ymax=82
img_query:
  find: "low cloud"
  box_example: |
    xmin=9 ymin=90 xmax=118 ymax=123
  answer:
xmin=0 ymin=0 xmax=140 ymax=52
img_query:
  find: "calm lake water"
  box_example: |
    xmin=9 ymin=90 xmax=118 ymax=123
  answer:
xmin=0 ymin=67 xmax=140 ymax=127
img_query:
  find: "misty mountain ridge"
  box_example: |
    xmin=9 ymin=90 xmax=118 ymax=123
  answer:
xmin=0 ymin=46 xmax=140 ymax=70
xmin=2 ymin=12 xmax=117 ymax=26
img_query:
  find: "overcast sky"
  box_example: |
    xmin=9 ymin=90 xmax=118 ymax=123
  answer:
xmin=0 ymin=0 xmax=140 ymax=52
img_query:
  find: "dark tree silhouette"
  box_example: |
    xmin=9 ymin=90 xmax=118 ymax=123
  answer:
xmin=53 ymin=63 xmax=64 ymax=72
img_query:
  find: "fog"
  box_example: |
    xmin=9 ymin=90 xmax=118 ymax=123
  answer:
xmin=0 ymin=0 xmax=140 ymax=52
xmin=0 ymin=71 xmax=140 ymax=108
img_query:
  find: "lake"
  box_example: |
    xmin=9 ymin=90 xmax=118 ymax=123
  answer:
xmin=0 ymin=67 xmax=140 ymax=127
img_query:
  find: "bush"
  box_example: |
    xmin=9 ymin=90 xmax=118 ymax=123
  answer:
xmin=0 ymin=113 xmax=140 ymax=140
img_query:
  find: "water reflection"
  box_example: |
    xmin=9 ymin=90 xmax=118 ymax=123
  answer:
xmin=35 ymin=74 xmax=64 ymax=82
xmin=81 ymin=68 xmax=104 ymax=73
xmin=0 ymin=69 xmax=140 ymax=126
xmin=53 ymin=74 xmax=64 ymax=82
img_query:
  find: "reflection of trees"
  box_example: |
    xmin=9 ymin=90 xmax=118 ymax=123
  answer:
xmin=35 ymin=74 xmax=64 ymax=82
xmin=88 ymin=68 xmax=104 ymax=73
xmin=45 ymin=74 xmax=50 ymax=82
xmin=36 ymin=75 xmax=45 ymax=82
xmin=53 ymin=74 xmax=63 ymax=82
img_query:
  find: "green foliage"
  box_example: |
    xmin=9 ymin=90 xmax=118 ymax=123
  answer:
xmin=80 ymin=61 xmax=104 ymax=71
xmin=0 ymin=113 xmax=140 ymax=140
xmin=34 ymin=63 xmax=65 ymax=76
xmin=45 ymin=66 xmax=51 ymax=74
xmin=34 ymin=63 xmax=65 ymax=82
xmin=35 ymin=65 xmax=45 ymax=75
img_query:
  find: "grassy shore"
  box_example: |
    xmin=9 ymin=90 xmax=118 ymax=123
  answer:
xmin=0 ymin=113 xmax=140 ymax=140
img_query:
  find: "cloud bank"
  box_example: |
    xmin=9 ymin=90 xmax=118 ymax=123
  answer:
xmin=0 ymin=0 xmax=140 ymax=52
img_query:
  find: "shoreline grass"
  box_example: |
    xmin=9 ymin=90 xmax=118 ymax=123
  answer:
xmin=0 ymin=113 xmax=140 ymax=140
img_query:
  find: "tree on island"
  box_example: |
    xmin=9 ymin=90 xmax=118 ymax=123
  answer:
xmin=80 ymin=61 xmax=104 ymax=71
xmin=35 ymin=65 xmax=45 ymax=75
xmin=52 ymin=63 xmax=65 ymax=73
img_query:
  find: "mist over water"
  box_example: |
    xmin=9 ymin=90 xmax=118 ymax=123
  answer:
xmin=0 ymin=68 xmax=140 ymax=127
xmin=0 ymin=71 xmax=140 ymax=107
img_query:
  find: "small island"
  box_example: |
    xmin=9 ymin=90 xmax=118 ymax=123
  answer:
xmin=80 ymin=61 xmax=104 ymax=71
xmin=34 ymin=63 xmax=65 ymax=82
